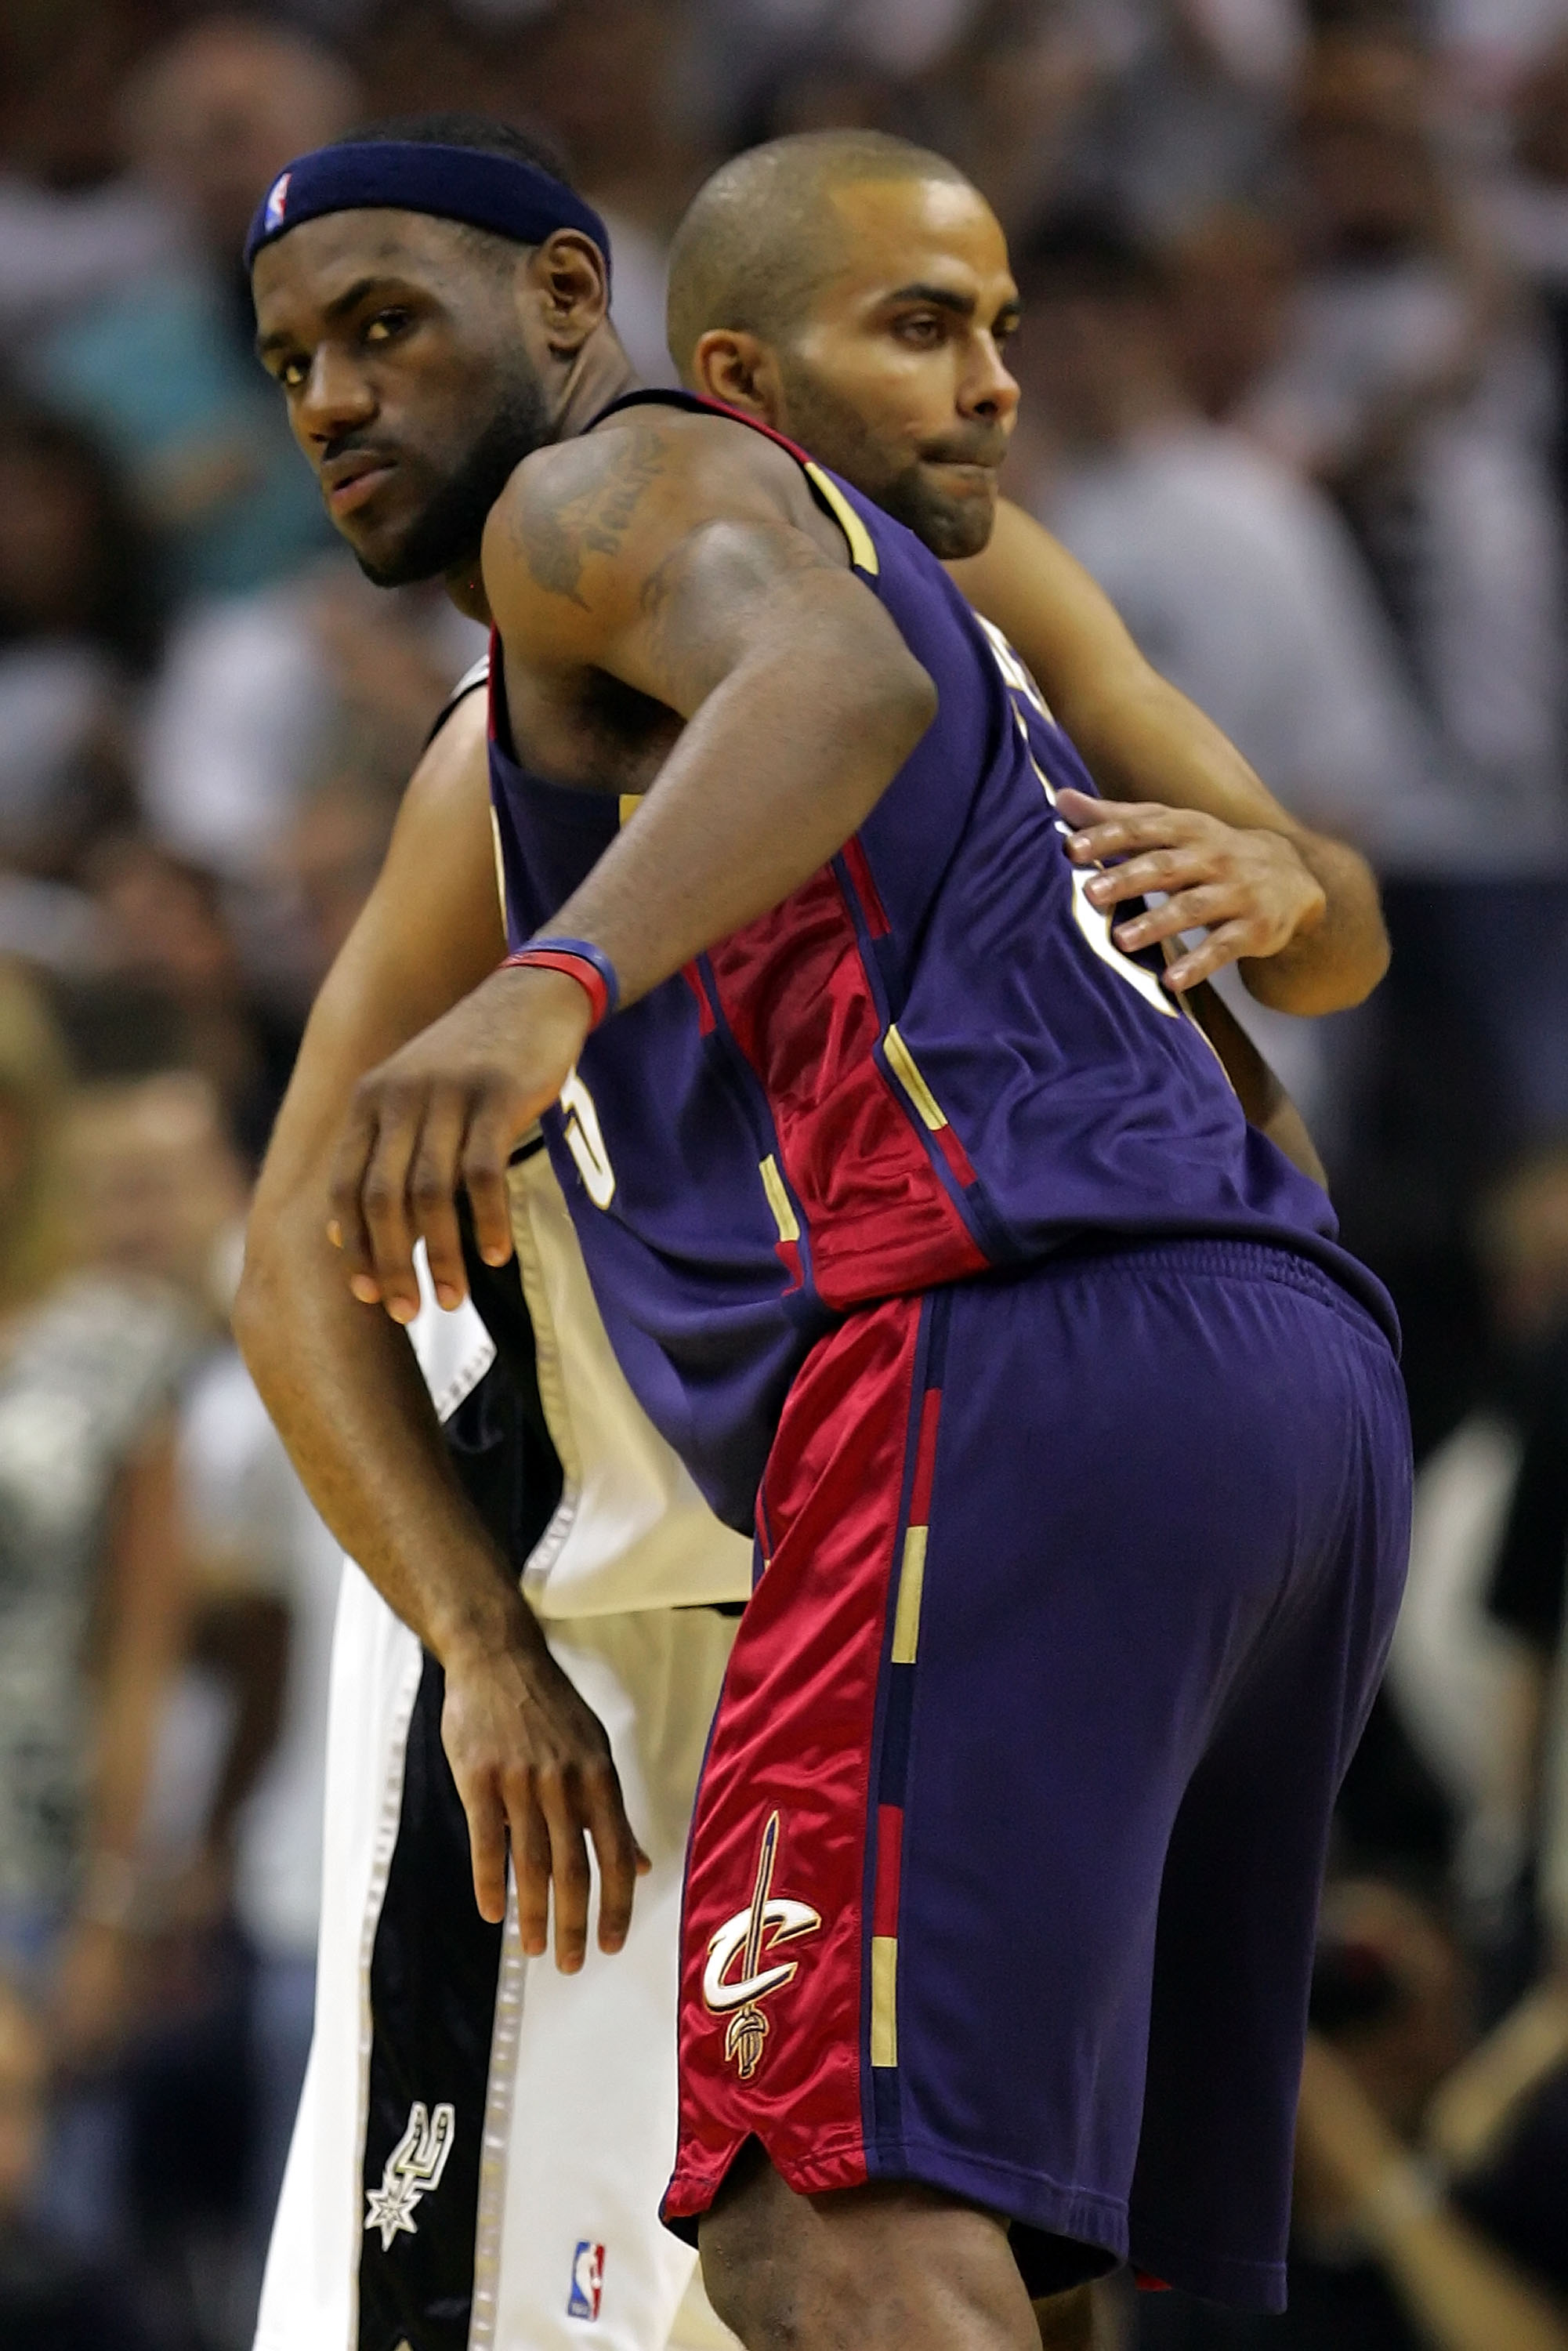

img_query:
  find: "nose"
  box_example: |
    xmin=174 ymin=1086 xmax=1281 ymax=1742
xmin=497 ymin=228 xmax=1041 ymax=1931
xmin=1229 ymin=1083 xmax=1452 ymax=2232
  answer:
xmin=297 ymin=346 xmax=378 ymax=447
xmin=959 ymin=331 xmax=1020 ymax=428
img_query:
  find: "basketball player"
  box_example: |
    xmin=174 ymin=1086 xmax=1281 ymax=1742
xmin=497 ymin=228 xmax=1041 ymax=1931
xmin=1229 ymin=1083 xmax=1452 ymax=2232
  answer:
xmin=243 ymin=122 xmax=1396 ymax=2349
xmin=294 ymin=131 xmax=1412 ymax=2346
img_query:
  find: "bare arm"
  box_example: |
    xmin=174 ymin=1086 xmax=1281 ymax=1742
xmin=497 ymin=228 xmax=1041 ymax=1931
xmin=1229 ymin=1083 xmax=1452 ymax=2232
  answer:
xmin=329 ymin=420 xmax=935 ymax=1317
xmin=58 ymin=1418 xmax=191 ymax=2061
xmin=234 ymin=694 xmax=644 ymax=1962
xmin=1297 ymin=2035 xmax=1568 ymax=2351
xmin=947 ymin=500 xmax=1389 ymax=1014
xmin=1184 ymin=980 xmax=1327 ymax=1189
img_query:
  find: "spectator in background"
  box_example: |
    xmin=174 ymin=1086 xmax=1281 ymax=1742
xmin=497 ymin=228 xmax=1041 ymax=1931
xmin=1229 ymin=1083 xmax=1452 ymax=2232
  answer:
xmin=0 ymin=968 xmax=199 ymax=2258
xmin=1488 ymin=33 xmax=1568 ymax=523
xmin=1246 ymin=31 xmax=1568 ymax=882
xmin=0 ymin=0 xmax=179 ymax=346
xmin=1139 ymin=1879 xmax=1568 ymax=2350
xmin=0 ymin=1972 xmax=155 ymax=2350
xmin=1007 ymin=206 xmax=1454 ymax=1135
xmin=0 ymin=402 xmax=155 ymax=894
xmin=32 ymin=15 xmax=357 ymax=603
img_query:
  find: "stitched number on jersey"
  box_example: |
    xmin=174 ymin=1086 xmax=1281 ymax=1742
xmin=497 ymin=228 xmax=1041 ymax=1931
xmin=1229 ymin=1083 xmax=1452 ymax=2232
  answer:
xmin=978 ymin=619 xmax=1176 ymax=1023
xmin=560 ymin=1068 xmax=616 ymax=1208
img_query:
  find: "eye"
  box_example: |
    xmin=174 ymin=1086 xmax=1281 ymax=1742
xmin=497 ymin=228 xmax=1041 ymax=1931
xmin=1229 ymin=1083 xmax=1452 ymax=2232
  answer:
xmin=895 ymin=313 xmax=945 ymax=347
xmin=271 ymin=354 xmax=307 ymax=390
xmin=364 ymin=307 xmax=412 ymax=346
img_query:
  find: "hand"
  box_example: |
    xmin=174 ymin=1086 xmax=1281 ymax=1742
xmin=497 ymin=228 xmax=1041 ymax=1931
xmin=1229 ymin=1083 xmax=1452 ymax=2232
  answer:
xmin=328 ymin=962 xmax=592 ymax=1323
xmin=1058 ymin=788 xmax=1327 ymax=993
xmin=441 ymin=1614 xmax=650 ymax=1965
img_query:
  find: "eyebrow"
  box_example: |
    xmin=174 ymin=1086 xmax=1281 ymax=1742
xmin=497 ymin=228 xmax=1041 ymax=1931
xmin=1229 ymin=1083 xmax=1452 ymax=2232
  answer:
xmin=885 ymin=282 xmax=1023 ymax=326
xmin=255 ymin=273 xmax=408 ymax=360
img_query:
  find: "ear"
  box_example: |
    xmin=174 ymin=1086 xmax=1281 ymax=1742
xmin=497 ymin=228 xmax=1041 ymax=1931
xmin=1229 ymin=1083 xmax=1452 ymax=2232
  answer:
xmin=524 ymin=230 xmax=610 ymax=357
xmin=690 ymin=328 xmax=785 ymax=422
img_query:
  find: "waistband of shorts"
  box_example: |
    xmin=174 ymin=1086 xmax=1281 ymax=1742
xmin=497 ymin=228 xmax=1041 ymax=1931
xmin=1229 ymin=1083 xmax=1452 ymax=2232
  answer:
xmin=1023 ymin=1234 xmax=1397 ymax=1349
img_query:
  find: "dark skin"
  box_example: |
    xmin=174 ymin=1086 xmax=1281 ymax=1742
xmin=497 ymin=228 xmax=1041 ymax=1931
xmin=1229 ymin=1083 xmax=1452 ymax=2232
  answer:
xmin=245 ymin=180 xmax=1327 ymax=1972
xmin=302 ymin=179 xmax=1338 ymax=2351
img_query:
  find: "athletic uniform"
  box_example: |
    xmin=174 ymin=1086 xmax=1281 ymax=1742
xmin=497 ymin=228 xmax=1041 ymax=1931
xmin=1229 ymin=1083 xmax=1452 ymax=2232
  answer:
xmin=255 ymin=669 xmax=749 ymax=2351
xmin=487 ymin=393 xmax=1414 ymax=2312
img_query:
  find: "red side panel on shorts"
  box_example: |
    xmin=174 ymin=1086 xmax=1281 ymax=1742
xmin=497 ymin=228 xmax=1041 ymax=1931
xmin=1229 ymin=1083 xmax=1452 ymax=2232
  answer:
xmin=704 ymin=868 xmax=987 ymax=1308
xmin=664 ymin=1298 xmax=924 ymax=2218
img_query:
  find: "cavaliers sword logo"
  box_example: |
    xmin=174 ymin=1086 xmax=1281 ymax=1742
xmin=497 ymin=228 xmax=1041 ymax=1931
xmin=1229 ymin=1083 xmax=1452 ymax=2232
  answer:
xmin=702 ymin=1811 xmax=821 ymax=2079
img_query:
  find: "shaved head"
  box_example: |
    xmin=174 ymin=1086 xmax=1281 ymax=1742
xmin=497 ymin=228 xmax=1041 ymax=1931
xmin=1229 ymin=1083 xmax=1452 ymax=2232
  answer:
xmin=667 ymin=130 xmax=972 ymax=375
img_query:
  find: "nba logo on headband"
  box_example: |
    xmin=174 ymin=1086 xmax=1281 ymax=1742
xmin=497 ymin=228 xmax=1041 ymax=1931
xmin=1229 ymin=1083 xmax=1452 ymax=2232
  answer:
xmin=263 ymin=171 xmax=291 ymax=233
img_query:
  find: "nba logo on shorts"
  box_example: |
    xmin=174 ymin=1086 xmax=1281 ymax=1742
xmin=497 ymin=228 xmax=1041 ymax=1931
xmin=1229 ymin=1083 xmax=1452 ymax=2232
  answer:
xmin=567 ymin=2241 xmax=604 ymax=2320
xmin=263 ymin=171 xmax=291 ymax=231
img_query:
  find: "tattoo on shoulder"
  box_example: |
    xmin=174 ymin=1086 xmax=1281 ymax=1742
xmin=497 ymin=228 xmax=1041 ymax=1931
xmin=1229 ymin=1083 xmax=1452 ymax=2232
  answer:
xmin=636 ymin=519 xmax=842 ymax=683
xmin=513 ymin=427 xmax=668 ymax=608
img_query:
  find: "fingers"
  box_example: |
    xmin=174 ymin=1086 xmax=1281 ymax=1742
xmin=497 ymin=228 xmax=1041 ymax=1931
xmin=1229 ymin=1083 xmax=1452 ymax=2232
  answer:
xmin=534 ymin=1769 xmax=593 ymax=1974
xmin=510 ymin=1775 xmax=555 ymax=1957
xmin=463 ymin=1774 xmax=512 ymax=1927
xmin=410 ymin=1091 xmax=473 ymax=1311
xmin=462 ymin=1096 xmax=520 ymax=1271
xmin=1107 ymin=882 xmax=1263 ymax=954
xmin=1162 ymin=921 xmax=1258 ymax=991
xmin=326 ymin=1091 xmax=383 ymax=1305
xmin=581 ymin=1758 xmax=647 ymax=1955
xmin=1062 ymin=798 xmax=1208 ymax=868
xmin=1084 ymin=848 xmax=1215 ymax=911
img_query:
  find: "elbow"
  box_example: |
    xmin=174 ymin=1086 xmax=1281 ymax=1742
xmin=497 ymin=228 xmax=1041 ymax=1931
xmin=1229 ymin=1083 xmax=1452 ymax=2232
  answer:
xmin=232 ymin=1211 xmax=284 ymax=1378
xmin=878 ymin=647 xmax=939 ymax=766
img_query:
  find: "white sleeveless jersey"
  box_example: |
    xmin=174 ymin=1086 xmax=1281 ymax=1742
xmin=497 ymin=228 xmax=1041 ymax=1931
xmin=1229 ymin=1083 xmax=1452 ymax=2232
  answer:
xmin=255 ymin=659 xmax=746 ymax=2349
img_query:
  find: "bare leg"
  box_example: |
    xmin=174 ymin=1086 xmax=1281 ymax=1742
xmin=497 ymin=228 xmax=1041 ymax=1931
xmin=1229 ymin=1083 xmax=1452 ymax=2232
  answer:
xmin=699 ymin=2142 xmax=1040 ymax=2351
xmin=1033 ymin=2286 xmax=1095 ymax=2349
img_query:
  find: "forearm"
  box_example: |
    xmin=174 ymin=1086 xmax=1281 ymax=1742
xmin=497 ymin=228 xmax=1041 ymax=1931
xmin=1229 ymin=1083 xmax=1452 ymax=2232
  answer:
xmin=85 ymin=1432 xmax=190 ymax=1876
xmin=544 ymin=641 xmax=934 ymax=1006
xmin=234 ymin=1208 xmax=535 ymax=1666
xmin=1071 ymin=677 xmax=1388 ymax=1015
xmin=1363 ymin=2179 xmax=1568 ymax=2351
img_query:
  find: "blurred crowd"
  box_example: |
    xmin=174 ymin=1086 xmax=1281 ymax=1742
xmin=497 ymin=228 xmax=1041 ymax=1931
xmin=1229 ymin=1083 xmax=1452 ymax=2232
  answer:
xmin=0 ymin=0 xmax=1565 ymax=2345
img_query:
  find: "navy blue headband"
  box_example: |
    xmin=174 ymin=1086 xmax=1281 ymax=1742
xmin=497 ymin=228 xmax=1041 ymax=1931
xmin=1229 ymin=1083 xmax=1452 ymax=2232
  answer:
xmin=244 ymin=140 xmax=611 ymax=281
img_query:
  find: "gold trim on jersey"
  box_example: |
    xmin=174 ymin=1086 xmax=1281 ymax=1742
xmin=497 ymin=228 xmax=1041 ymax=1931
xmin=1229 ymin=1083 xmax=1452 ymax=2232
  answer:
xmin=871 ymin=1935 xmax=898 ymax=2067
xmin=803 ymin=462 xmax=880 ymax=576
xmin=759 ymin=1154 xmax=800 ymax=1244
xmin=882 ymin=1024 xmax=949 ymax=1134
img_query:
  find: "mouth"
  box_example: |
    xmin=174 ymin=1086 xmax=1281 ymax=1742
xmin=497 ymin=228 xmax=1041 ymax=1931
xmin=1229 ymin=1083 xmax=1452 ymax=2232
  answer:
xmin=922 ymin=457 xmax=1001 ymax=493
xmin=320 ymin=451 xmax=398 ymax=518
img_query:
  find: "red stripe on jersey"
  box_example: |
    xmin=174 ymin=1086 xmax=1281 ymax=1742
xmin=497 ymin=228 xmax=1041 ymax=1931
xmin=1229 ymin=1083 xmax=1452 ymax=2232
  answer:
xmin=682 ymin=962 xmax=716 ymax=1036
xmin=930 ymin=1118 xmax=979 ymax=1186
xmin=908 ymin=1387 xmax=943 ymax=1527
xmin=872 ymin=1806 xmax=904 ymax=1937
xmin=840 ymin=835 xmax=892 ymax=939
xmin=704 ymin=868 xmax=987 ymax=1307
xmin=665 ymin=1295 xmax=925 ymax=2220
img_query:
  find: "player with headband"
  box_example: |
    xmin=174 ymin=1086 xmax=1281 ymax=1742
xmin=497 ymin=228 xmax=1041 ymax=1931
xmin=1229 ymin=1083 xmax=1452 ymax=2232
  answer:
xmin=243 ymin=117 xmax=1397 ymax=2351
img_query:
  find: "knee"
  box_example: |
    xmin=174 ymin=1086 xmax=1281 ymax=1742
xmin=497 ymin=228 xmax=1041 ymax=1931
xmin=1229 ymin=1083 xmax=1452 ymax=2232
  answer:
xmin=698 ymin=2184 xmax=802 ymax=2349
xmin=1033 ymin=2284 xmax=1095 ymax=2350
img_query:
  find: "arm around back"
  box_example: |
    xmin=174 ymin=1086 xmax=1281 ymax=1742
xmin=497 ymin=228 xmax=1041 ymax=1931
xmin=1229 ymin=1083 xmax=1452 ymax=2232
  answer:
xmin=948 ymin=500 xmax=1389 ymax=1015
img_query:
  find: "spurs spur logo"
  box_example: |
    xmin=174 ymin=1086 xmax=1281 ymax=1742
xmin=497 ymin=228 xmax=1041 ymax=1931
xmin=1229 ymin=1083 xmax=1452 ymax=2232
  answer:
xmin=702 ymin=1810 xmax=820 ymax=2079
xmin=364 ymin=2100 xmax=456 ymax=2251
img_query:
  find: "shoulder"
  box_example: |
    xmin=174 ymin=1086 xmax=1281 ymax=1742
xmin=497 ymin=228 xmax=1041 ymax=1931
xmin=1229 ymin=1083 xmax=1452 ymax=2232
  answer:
xmin=482 ymin=405 xmax=821 ymax=631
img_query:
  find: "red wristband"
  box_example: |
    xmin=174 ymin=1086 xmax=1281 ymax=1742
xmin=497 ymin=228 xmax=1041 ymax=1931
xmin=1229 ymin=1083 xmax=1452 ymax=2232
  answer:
xmin=502 ymin=945 xmax=613 ymax=1029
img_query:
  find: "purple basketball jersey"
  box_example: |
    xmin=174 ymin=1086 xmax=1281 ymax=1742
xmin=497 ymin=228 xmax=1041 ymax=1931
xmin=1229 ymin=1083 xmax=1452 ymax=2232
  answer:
xmin=488 ymin=393 xmax=1395 ymax=1527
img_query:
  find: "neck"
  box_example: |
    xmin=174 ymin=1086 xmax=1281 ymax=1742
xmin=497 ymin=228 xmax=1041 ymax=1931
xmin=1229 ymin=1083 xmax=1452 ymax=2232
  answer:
xmin=443 ymin=332 xmax=643 ymax=624
xmin=556 ymin=326 xmax=643 ymax=444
